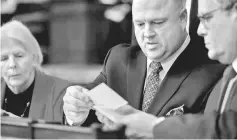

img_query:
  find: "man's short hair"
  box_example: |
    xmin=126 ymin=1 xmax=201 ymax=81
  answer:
xmin=213 ymin=0 xmax=237 ymax=10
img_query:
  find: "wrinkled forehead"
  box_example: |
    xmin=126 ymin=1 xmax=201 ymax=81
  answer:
xmin=198 ymin=0 xmax=221 ymax=15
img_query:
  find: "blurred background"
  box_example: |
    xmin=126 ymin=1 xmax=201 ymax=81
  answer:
xmin=1 ymin=0 xmax=192 ymax=84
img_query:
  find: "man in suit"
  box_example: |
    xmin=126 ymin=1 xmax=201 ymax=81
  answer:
xmin=118 ymin=0 xmax=237 ymax=138
xmin=62 ymin=0 xmax=225 ymax=127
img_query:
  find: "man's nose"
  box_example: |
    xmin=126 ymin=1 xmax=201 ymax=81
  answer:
xmin=197 ymin=22 xmax=207 ymax=37
xmin=144 ymin=24 xmax=156 ymax=38
xmin=8 ymin=57 xmax=17 ymax=69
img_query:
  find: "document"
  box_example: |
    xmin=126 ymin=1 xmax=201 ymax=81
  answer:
xmin=93 ymin=106 xmax=124 ymax=123
xmin=87 ymin=83 xmax=128 ymax=110
xmin=87 ymin=83 xmax=128 ymax=122
xmin=1 ymin=109 xmax=20 ymax=118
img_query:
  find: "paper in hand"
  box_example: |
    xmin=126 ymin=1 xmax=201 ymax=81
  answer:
xmin=1 ymin=109 xmax=20 ymax=118
xmin=93 ymin=106 xmax=124 ymax=123
xmin=87 ymin=83 xmax=128 ymax=110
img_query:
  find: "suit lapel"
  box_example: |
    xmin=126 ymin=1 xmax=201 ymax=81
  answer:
xmin=1 ymin=79 xmax=6 ymax=108
xmin=204 ymin=79 xmax=221 ymax=113
xmin=147 ymin=42 xmax=196 ymax=115
xmin=217 ymin=66 xmax=236 ymax=113
xmin=225 ymin=77 xmax=237 ymax=111
xmin=147 ymin=63 xmax=191 ymax=115
xmin=29 ymin=70 xmax=52 ymax=119
xmin=126 ymin=49 xmax=147 ymax=109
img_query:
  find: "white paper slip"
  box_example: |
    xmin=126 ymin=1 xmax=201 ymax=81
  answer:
xmin=87 ymin=83 xmax=128 ymax=110
xmin=94 ymin=106 xmax=124 ymax=123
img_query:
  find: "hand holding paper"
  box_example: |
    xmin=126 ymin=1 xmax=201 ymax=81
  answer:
xmin=85 ymin=83 xmax=130 ymax=129
xmin=63 ymin=85 xmax=93 ymax=125
xmin=1 ymin=109 xmax=20 ymax=118
xmin=87 ymin=83 xmax=128 ymax=110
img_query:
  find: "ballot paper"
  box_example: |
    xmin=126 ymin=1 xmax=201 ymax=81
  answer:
xmin=87 ymin=83 xmax=128 ymax=122
xmin=87 ymin=83 xmax=128 ymax=110
xmin=1 ymin=109 xmax=20 ymax=118
xmin=93 ymin=106 xmax=124 ymax=123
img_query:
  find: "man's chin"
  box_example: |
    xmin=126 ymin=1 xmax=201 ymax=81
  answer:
xmin=219 ymin=59 xmax=233 ymax=65
xmin=208 ymin=52 xmax=232 ymax=64
xmin=208 ymin=51 xmax=220 ymax=60
xmin=146 ymin=53 xmax=165 ymax=62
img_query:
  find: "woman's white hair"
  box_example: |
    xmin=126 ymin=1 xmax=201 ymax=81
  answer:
xmin=1 ymin=20 xmax=43 ymax=70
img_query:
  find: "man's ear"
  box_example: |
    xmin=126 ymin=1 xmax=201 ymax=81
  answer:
xmin=32 ymin=54 xmax=37 ymax=66
xmin=180 ymin=9 xmax=187 ymax=22
xmin=180 ymin=9 xmax=187 ymax=30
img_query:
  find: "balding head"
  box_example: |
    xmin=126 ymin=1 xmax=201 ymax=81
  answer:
xmin=132 ymin=0 xmax=188 ymax=62
xmin=132 ymin=0 xmax=186 ymax=15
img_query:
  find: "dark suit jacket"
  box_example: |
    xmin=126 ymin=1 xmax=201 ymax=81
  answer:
xmin=83 ymin=40 xmax=226 ymax=126
xmin=153 ymin=69 xmax=237 ymax=139
xmin=1 ymin=70 xmax=71 ymax=122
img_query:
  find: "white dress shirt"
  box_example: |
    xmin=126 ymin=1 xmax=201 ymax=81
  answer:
xmin=232 ymin=58 xmax=237 ymax=73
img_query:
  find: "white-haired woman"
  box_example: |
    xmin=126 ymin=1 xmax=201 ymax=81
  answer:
xmin=1 ymin=20 xmax=71 ymax=122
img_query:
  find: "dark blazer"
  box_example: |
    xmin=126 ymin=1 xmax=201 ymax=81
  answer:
xmin=153 ymin=67 xmax=237 ymax=139
xmin=83 ymin=40 xmax=226 ymax=126
xmin=1 ymin=70 xmax=71 ymax=122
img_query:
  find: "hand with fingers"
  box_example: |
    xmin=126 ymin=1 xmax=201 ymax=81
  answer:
xmin=1 ymin=109 xmax=20 ymax=118
xmin=95 ymin=105 xmax=139 ymax=131
xmin=118 ymin=111 xmax=165 ymax=138
xmin=63 ymin=85 xmax=94 ymax=126
xmin=95 ymin=110 xmax=119 ymax=131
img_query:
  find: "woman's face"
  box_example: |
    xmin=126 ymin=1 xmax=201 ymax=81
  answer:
xmin=1 ymin=39 xmax=35 ymax=89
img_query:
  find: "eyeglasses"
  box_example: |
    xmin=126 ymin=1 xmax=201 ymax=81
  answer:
xmin=197 ymin=8 xmax=221 ymax=28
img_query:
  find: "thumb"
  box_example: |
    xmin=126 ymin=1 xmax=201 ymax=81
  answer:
xmin=82 ymin=87 xmax=89 ymax=93
xmin=73 ymin=85 xmax=89 ymax=92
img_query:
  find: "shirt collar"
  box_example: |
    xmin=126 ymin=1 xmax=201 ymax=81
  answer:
xmin=232 ymin=57 xmax=237 ymax=73
xmin=147 ymin=35 xmax=190 ymax=73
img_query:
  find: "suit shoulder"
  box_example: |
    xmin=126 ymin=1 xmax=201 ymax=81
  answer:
xmin=39 ymin=71 xmax=71 ymax=89
xmin=110 ymin=43 xmax=132 ymax=53
xmin=108 ymin=43 xmax=140 ymax=60
xmin=201 ymin=62 xmax=226 ymax=75
xmin=50 ymin=75 xmax=71 ymax=89
xmin=191 ymin=63 xmax=226 ymax=84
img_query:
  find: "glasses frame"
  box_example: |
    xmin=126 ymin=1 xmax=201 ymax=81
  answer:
xmin=197 ymin=7 xmax=222 ymax=29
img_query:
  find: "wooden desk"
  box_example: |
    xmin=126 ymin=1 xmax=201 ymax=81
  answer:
xmin=1 ymin=117 xmax=126 ymax=139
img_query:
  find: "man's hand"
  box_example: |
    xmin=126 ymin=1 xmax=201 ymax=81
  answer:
xmin=63 ymin=86 xmax=93 ymax=125
xmin=1 ymin=109 xmax=20 ymax=118
xmin=95 ymin=105 xmax=139 ymax=131
xmin=119 ymin=111 xmax=165 ymax=138
xmin=95 ymin=111 xmax=118 ymax=130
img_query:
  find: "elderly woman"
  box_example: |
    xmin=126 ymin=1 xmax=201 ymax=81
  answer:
xmin=1 ymin=20 xmax=71 ymax=122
